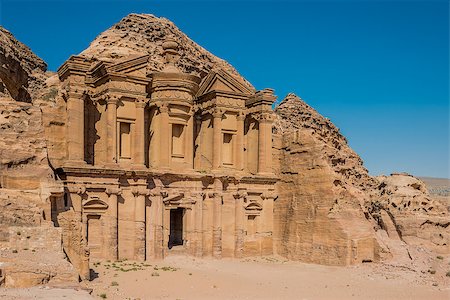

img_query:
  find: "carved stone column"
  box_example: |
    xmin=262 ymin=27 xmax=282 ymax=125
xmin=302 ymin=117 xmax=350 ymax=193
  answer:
xmin=211 ymin=178 xmax=223 ymax=258
xmin=159 ymin=103 xmax=170 ymax=168
xmin=106 ymin=95 xmax=120 ymax=165
xmin=261 ymin=191 xmax=276 ymax=255
xmin=234 ymin=191 xmax=246 ymax=258
xmin=106 ymin=187 xmax=121 ymax=260
xmin=132 ymin=187 xmax=148 ymax=261
xmin=257 ymin=112 xmax=274 ymax=174
xmin=66 ymin=90 xmax=86 ymax=164
xmin=152 ymin=190 xmax=165 ymax=259
xmin=67 ymin=185 xmax=85 ymax=222
xmin=134 ymin=99 xmax=146 ymax=168
xmin=186 ymin=108 xmax=194 ymax=169
xmin=236 ymin=112 xmax=245 ymax=171
xmin=212 ymin=109 xmax=223 ymax=171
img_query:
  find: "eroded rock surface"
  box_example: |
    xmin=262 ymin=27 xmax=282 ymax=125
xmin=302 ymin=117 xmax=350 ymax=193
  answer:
xmin=80 ymin=13 xmax=254 ymax=91
xmin=0 ymin=26 xmax=78 ymax=289
xmin=0 ymin=27 xmax=47 ymax=102
xmin=273 ymin=93 xmax=449 ymax=265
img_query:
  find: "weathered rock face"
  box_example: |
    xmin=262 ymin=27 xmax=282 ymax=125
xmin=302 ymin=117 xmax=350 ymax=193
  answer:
xmin=0 ymin=26 xmax=78 ymax=288
xmin=369 ymin=174 xmax=449 ymax=253
xmin=0 ymin=99 xmax=54 ymax=189
xmin=273 ymin=94 xmax=380 ymax=265
xmin=0 ymin=26 xmax=47 ymax=102
xmin=80 ymin=13 xmax=254 ymax=91
xmin=273 ymin=94 xmax=450 ymax=265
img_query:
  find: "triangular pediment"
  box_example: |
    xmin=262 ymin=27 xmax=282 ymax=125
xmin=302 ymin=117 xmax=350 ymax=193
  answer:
xmin=196 ymin=69 xmax=253 ymax=97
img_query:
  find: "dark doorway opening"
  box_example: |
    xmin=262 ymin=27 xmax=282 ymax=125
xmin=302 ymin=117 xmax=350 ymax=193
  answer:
xmin=169 ymin=208 xmax=184 ymax=249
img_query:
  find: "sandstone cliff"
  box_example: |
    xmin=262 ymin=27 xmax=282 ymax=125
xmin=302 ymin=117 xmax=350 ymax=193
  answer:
xmin=0 ymin=26 xmax=78 ymax=288
xmin=273 ymin=93 xmax=449 ymax=265
xmin=0 ymin=26 xmax=47 ymax=102
xmin=80 ymin=13 xmax=254 ymax=91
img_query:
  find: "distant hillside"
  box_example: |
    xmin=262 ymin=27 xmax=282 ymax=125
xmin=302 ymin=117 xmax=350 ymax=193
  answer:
xmin=419 ymin=177 xmax=450 ymax=197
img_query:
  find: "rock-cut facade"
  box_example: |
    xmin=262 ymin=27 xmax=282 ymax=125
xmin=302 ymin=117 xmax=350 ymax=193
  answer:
xmin=48 ymin=38 xmax=278 ymax=278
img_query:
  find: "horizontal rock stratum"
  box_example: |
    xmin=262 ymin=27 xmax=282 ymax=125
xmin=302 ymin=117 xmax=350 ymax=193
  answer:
xmin=0 ymin=13 xmax=448 ymax=288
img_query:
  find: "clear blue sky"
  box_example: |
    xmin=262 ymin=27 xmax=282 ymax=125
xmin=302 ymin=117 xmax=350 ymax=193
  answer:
xmin=1 ymin=0 xmax=448 ymax=178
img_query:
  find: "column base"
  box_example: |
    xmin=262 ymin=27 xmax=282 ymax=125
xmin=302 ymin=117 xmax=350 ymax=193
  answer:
xmin=132 ymin=163 xmax=147 ymax=170
xmin=64 ymin=160 xmax=87 ymax=168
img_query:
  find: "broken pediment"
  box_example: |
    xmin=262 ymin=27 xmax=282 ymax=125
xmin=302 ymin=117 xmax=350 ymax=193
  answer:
xmin=107 ymin=55 xmax=149 ymax=75
xmin=244 ymin=202 xmax=263 ymax=211
xmin=196 ymin=69 xmax=254 ymax=98
xmin=82 ymin=198 xmax=109 ymax=210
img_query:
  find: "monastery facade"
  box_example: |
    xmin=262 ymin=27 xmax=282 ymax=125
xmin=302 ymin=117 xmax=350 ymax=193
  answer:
xmin=50 ymin=38 xmax=278 ymax=272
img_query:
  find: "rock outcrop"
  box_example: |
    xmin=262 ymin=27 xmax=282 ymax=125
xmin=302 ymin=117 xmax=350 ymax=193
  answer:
xmin=0 ymin=26 xmax=79 ymax=288
xmin=80 ymin=13 xmax=254 ymax=91
xmin=273 ymin=93 xmax=449 ymax=265
xmin=273 ymin=94 xmax=380 ymax=265
xmin=0 ymin=27 xmax=47 ymax=102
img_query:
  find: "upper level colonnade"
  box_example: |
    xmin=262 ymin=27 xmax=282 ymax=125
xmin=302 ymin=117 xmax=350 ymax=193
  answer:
xmin=57 ymin=38 xmax=276 ymax=176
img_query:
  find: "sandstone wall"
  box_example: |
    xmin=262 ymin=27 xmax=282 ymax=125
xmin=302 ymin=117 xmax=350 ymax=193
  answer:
xmin=273 ymin=130 xmax=379 ymax=265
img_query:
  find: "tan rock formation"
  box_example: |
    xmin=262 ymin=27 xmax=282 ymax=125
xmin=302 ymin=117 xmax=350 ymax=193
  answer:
xmin=0 ymin=26 xmax=80 ymax=288
xmin=273 ymin=94 xmax=380 ymax=265
xmin=369 ymin=173 xmax=449 ymax=253
xmin=0 ymin=27 xmax=47 ymax=102
xmin=80 ymin=13 xmax=254 ymax=91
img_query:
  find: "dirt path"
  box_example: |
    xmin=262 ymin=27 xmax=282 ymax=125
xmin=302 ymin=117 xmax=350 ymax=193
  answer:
xmin=86 ymin=255 xmax=449 ymax=300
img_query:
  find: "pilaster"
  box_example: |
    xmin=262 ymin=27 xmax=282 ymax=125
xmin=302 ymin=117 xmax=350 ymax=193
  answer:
xmin=133 ymin=99 xmax=146 ymax=168
xmin=212 ymin=109 xmax=224 ymax=171
xmin=65 ymin=90 xmax=86 ymax=165
xmin=236 ymin=112 xmax=245 ymax=171
xmin=106 ymin=95 xmax=120 ymax=166
xmin=132 ymin=186 xmax=148 ymax=261
xmin=106 ymin=187 xmax=121 ymax=260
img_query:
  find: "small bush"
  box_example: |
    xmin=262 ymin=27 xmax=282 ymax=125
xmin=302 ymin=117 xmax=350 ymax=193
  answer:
xmin=428 ymin=269 xmax=436 ymax=274
xmin=436 ymin=256 xmax=444 ymax=260
xmin=12 ymin=249 xmax=18 ymax=253
xmin=446 ymin=271 xmax=450 ymax=277
xmin=111 ymin=281 xmax=119 ymax=286
xmin=99 ymin=293 xmax=107 ymax=299
xmin=151 ymin=272 xmax=159 ymax=277
xmin=16 ymin=231 xmax=21 ymax=236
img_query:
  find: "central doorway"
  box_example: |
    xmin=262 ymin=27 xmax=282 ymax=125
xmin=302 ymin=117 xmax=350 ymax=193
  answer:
xmin=169 ymin=208 xmax=184 ymax=249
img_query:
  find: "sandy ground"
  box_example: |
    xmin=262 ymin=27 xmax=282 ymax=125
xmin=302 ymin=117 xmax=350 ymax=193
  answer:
xmin=0 ymin=286 xmax=92 ymax=299
xmin=83 ymin=254 xmax=449 ymax=300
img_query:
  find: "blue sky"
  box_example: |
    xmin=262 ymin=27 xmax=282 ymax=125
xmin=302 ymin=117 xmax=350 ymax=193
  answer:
xmin=1 ymin=0 xmax=448 ymax=178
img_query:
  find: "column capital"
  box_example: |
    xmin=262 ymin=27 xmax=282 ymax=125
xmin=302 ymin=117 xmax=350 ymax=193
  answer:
xmin=254 ymin=111 xmax=276 ymax=123
xmin=233 ymin=191 xmax=248 ymax=200
xmin=105 ymin=187 xmax=122 ymax=196
xmin=212 ymin=108 xmax=225 ymax=119
xmin=237 ymin=111 xmax=246 ymax=121
xmin=131 ymin=186 xmax=150 ymax=197
xmin=208 ymin=191 xmax=223 ymax=198
xmin=157 ymin=102 xmax=169 ymax=114
xmin=67 ymin=185 xmax=86 ymax=195
xmin=261 ymin=191 xmax=277 ymax=200
xmin=106 ymin=94 xmax=121 ymax=105
xmin=135 ymin=98 xmax=147 ymax=108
